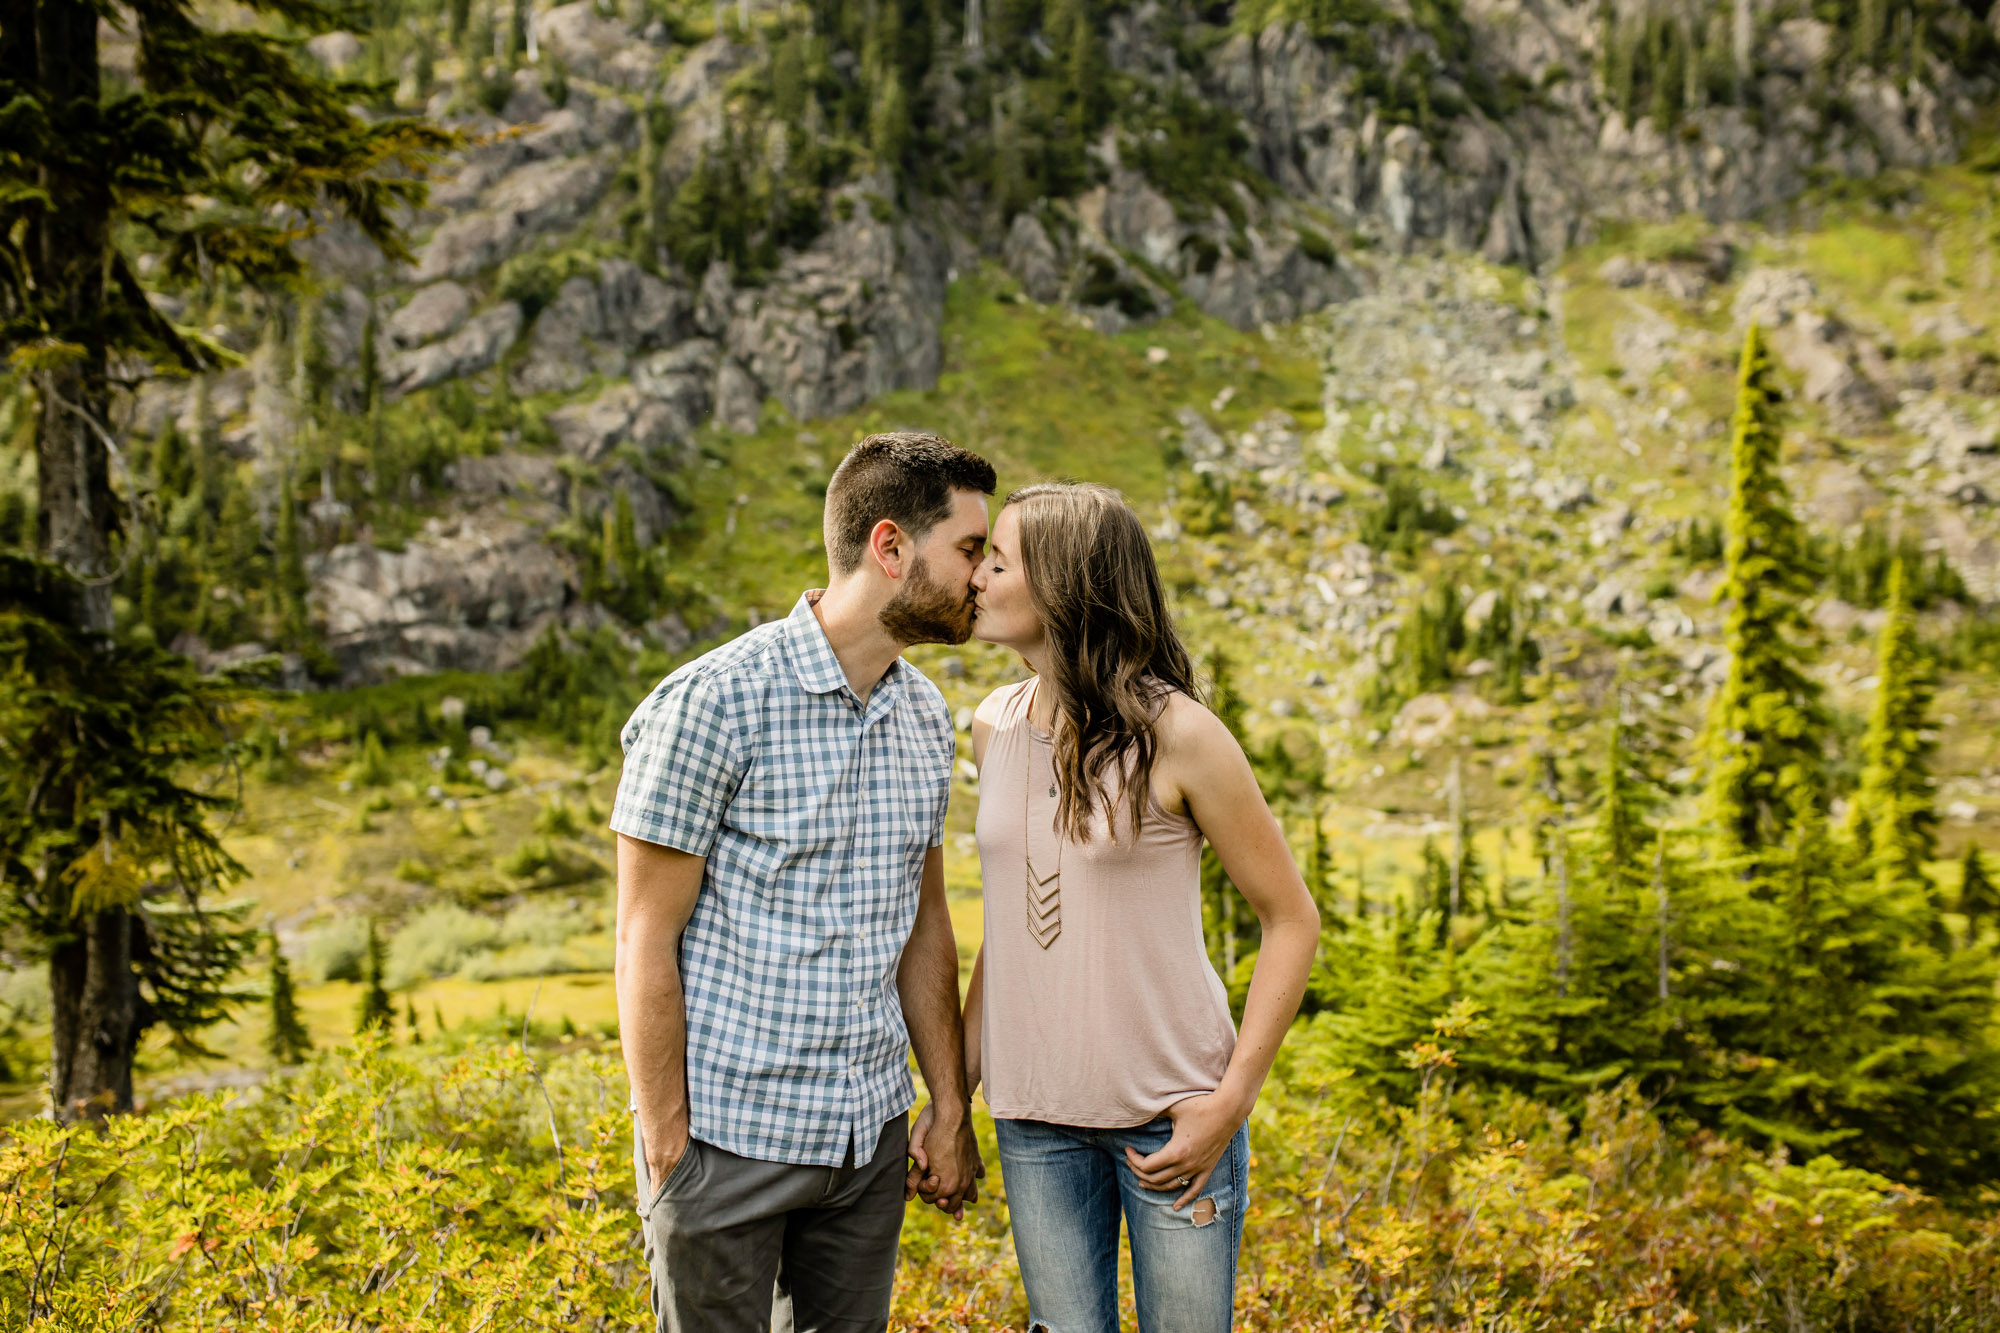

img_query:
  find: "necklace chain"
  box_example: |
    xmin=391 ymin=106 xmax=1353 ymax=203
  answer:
xmin=1025 ymin=681 xmax=1062 ymax=950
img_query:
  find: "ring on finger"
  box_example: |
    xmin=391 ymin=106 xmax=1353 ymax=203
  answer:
xmin=1174 ymin=1174 xmax=1191 ymax=1187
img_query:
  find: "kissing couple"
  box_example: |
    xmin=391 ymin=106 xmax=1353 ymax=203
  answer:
xmin=612 ymin=431 xmax=1319 ymax=1333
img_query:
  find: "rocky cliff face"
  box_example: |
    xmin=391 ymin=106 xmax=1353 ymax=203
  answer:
xmin=1206 ymin=7 xmax=1980 ymax=268
xmin=129 ymin=0 xmax=1997 ymax=681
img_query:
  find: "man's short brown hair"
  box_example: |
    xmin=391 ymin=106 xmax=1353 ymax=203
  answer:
xmin=823 ymin=432 xmax=996 ymax=575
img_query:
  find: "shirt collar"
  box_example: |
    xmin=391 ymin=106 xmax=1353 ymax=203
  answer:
xmin=784 ymin=591 xmax=906 ymax=701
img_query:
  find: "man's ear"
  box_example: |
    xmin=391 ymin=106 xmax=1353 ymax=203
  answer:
xmin=867 ymin=518 xmax=905 ymax=579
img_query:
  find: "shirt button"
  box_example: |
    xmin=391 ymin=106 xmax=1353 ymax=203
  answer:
xmin=855 ymin=857 xmax=870 ymax=869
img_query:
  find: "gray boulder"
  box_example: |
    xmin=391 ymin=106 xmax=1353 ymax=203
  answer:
xmin=414 ymin=152 xmax=618 ymax=281
xmin=549 ymin=383 xmax=690 ymax=461
xmin=1004 ymin=214 xmax=1064 ymax=304
xmin=311 ymin=515 xmax=572 ymax=679
xmin=388 ymin=281 xmax=471 ymax=349
xmin=534 ymin=3 xmax=666 ymax=91
xmin=710 ymin=194 xmax=949 ymax=425
xmin=384 ymin=303 xmax=523 ymax=395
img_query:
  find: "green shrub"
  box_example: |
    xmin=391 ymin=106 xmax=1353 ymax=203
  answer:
xmin=384 ymin=905 xmax=500 ymax=989
xmin=458 ymin=941 xmax=607 ymax=982
xmin=297 ymin=917 xmax=370 ymax=984
xmin=534 ymin=797 xmax=583 ymax=839
xmin=1357 ymin=465 xmax=1458 ymax=557
xmin=1295 ymin=225 xmax=1337 ymax=266
xmin=495 ymin=248 xmax=601 ymax=320
xmin=0 ymin=968 xmax=50 ymax=1025
xmin=500 ymin=898 xmax=595 ymax=948
xmin=348 ymin=731 xmax=391 ymax=787
xmin=500 ymin=837 xmax=560 ymax=881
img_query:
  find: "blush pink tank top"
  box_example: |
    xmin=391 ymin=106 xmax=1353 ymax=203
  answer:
xmin=976 ymin=679 xmax=1237 ymax=1127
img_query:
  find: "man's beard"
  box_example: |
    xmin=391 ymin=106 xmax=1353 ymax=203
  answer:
xmin=878 ymin=555 xmax=974 ymax=646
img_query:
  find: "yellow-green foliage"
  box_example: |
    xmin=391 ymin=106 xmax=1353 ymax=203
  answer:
xmin=6 ymin=1026 xmax=1996 ymax=1330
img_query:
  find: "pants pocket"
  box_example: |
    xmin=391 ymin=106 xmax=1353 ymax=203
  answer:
xmin=633 ymin=1111 xmax=701 ymax=1218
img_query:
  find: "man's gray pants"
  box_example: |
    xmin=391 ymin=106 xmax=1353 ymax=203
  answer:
xmin=632 ymin=1113 xmax=910 ymax=1333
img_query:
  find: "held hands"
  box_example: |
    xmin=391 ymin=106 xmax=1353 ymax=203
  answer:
xmin=904 ymin=1100 xmax=984 ymax=1220
xmin=1126 ymin=1090 xmax=1248 ymax=1211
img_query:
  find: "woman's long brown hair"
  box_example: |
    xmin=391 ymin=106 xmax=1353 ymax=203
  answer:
xmin=1006 ymin=483 xmax=1201 ymax=841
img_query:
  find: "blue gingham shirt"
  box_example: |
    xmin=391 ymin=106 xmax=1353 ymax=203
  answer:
xmin=611 ymin=591 xmax=955 ymax=1166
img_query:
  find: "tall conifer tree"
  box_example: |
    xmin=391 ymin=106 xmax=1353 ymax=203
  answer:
xmin=1703 ymin=324 xmax=1825 ymax=857
xmin=0 ymin=0 xmax=449 ymax=1118
xmin=1846 ymin=559 xmax=1939 ymax=894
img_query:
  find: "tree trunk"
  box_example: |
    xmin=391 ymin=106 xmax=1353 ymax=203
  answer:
xmin=48 ymin=911 xmax=140 ymax=1117
xmin=31 ymin=0 xmax=116 ymax=636
xmin=28 ymin=0 xmax=144 ymax=1122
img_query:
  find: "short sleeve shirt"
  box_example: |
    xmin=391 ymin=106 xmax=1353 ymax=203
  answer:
xmin=610 ymin=590 xmax=956 ymax=1165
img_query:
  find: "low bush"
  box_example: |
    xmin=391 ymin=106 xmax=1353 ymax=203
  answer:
xmin=294 ymin=917 xmax=369 ymax=984
xmin=0 ymin=968 xmax=50 ymax=1025
xmin=5 ymin=1027 xmax=1997 ymax=1330
xmin=459 ymin=940 xmax=609 ymax=983
xmin=383 ymin=904 xmax=502 ymax=990
xmin=500 ymin=898 xmax=597 ymax=949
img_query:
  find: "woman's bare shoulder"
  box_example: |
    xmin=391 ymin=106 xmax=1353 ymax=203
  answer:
xmin=973 ymin=679 xmax=1031 ymax=726
xmin=1155 ymin=690 xmax=1232 ymax=751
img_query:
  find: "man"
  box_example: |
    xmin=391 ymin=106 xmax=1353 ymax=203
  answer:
xmin=613 ymin=431 xmax=994 ymax=1333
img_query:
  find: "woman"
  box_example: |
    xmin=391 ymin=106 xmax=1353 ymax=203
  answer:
xmin=960 ymin=483 xmax=1319 ymax=1333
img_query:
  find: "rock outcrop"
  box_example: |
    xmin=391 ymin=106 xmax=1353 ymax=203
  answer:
xmin=1208 ymin=10 xmax=1978 ymax=267
xmin=310 ymin=514 xmax=573 ymax=678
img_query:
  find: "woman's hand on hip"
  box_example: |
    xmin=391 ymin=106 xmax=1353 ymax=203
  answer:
xmin=1125 ymin=1092 xmax=1246 ymax=1211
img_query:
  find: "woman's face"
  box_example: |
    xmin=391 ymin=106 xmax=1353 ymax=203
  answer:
xmin=970 ymin=505 xmax=1046 ymax=653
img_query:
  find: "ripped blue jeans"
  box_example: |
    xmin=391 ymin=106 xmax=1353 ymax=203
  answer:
xmin=994 ymin=1115 xmax=1249 ymax=1333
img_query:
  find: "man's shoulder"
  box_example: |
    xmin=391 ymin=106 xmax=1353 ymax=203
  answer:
xmin=655 ymin=622 xmax=793 ymax=697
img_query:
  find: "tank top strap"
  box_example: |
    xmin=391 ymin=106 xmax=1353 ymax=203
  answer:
xmin=998 ymin=677 xmax=1039 ymax=732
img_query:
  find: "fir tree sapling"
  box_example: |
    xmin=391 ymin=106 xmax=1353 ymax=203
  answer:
xmin=357 ymin=921 xmax=395 ymax=1034
xmin=1959 ymin=844 xmax=2000 ymax=939
xmin=266 ymin=931 xmax=312 ymax=1066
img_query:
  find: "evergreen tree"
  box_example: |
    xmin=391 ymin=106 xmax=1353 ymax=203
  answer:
xmin=1845 ymin=559 xmax=1939 ymax=895
xmin=1304 ymin=806 xmax=1337 ymax=923
xmin=1959 ymin=844 xmax=2000 ymax=937
xmin=1703 ymin=324 xmax=1825 ymax=857
xmin=1419 ymin=836 xmax=1451 ymax=944
xmin=265 ymin=930 xmax=311 ymax=1066
xmin=1595 ymin=721 xmax=1657 ymax=898
xmin=0 ymin=0 xmax=448 ymax=1119
xmin=1729 ymin=808 xmax=2000 ymax=1185
xmin=0 ymin=557 xmax=259 ymax=1115
xmin=351 ymin=731 xmax=393 ymax=788
xmin=1201 ymin=652 xmax=1253 ymax=997
xmin=275 ymin=467 xmax=311 ymax=648
xmin=869 ymin=70 xmax=911 ymax=173
xmin=356 ymin=920 xmax=395 ymax=1034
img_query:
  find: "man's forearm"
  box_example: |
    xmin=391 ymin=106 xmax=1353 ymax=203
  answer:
xmin=899 ymin=911 xmax=969 ymax=1121
xmin=618 ymin=933 xmax=691 ymax=1183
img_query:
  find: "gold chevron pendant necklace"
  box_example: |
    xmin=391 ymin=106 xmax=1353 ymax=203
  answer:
xmin=1025 ymin=685 xmax=1062 ymax=950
